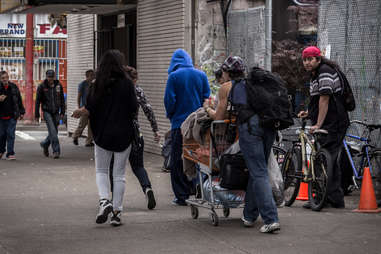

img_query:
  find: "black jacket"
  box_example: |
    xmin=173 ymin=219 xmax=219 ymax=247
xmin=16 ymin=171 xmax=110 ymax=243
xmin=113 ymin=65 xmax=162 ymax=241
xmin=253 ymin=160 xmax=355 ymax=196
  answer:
xmin=0 ymin=81 xmax=25 ymax=119
xmin=308 ymin=63 xmax=349 ymax=133
xmin=86 ymin=76 xmax=138 ymax=152
xmin=35 ymin=80 xmax=65 ymax=118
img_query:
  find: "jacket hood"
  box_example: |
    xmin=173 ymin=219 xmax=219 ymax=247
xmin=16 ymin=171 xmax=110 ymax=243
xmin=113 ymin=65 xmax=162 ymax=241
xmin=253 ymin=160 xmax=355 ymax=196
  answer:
xmin=168 ymin=49 xmax=193 ymax=74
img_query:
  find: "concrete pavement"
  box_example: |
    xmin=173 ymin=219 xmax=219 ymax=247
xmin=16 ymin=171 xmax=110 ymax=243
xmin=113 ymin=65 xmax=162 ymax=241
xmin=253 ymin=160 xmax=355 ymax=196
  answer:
xmin=0 ymin=128 xmax=380 ymax=254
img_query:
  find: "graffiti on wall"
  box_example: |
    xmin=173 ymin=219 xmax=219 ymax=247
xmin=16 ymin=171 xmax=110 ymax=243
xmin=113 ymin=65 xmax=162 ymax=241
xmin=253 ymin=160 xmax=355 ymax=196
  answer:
xmin=197 ymin=2 xmax=227 ymax=97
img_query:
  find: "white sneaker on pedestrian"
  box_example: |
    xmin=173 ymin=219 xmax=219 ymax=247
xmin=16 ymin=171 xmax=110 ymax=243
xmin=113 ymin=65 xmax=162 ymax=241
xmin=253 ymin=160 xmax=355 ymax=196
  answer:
xmin=96 ymin=199 xmax=113 ymax=224
xmin=259 ymin=222 xmax=280 ymax=233
xmin=110 ymin=211 xmax=122 ymax=226
xmin=241 ymin=217 xmax=255 ymax=227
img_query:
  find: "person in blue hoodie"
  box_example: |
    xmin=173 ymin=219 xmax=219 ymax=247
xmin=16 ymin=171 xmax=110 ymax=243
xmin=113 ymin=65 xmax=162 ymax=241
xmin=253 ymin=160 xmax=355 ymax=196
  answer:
xmin=164 ymin=49 xmax=210 ymax=206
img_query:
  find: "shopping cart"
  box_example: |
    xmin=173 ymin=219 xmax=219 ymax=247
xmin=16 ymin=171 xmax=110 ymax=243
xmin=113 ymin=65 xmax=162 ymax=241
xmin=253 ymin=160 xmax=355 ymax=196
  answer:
xmin=183 ymin=120 xmax=245 ymax=226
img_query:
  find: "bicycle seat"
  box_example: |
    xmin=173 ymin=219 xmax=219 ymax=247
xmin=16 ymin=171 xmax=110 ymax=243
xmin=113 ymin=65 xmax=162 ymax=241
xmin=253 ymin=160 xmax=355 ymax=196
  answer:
xmin=367 ymin=124 xmax=381 ymax=130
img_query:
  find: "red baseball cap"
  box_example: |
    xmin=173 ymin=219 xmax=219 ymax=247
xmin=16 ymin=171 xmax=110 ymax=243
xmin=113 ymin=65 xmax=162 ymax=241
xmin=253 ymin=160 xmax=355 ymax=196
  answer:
xmin=302 ymin=46 xmax=321 ymax=59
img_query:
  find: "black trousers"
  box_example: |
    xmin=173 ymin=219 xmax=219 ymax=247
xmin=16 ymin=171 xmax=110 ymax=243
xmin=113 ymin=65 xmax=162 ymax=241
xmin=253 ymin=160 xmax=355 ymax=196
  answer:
xmin=110 ymin=136 xmax=152 ymax=194
xmin=170 ymin=128 xmax=193 ymax=203
xmin=318 ymin=129 xmax=347 ymax=207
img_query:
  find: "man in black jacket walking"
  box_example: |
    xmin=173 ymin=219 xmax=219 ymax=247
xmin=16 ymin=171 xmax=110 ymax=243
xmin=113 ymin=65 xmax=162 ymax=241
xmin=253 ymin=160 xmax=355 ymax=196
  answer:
xmin=0 ymin=71 xmax=25 ymax=160
xmin=35 ymin=70 xmax=65 ymax=159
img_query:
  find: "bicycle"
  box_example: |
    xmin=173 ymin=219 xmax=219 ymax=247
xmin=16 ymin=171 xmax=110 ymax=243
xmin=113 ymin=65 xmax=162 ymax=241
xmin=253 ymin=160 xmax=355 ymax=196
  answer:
xmin=281 ymin=118 xmax=333 ymax=211
xmin=341 ymin=120 xmax=381 ymax=192
xmin=272 ymin=144 xmax=287 ymax=169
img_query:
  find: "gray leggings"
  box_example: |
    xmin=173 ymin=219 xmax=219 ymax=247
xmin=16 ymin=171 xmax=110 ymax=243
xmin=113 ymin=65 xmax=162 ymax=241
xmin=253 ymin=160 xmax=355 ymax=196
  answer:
xmin=95 ymin=144 xmax=131 ymax=211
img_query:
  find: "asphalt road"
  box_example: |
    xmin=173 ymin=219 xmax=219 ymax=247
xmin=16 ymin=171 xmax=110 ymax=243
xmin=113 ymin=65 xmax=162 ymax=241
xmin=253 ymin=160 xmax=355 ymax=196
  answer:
xmin=0 ymin=129 xmax=380 ymax=254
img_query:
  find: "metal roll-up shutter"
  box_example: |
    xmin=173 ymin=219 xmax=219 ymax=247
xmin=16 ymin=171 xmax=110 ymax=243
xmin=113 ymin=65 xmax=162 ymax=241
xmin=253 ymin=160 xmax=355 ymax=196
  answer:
xmin=137 ymin=0 xmax=190 ymax=154
xmin=67 ymin=15 xmax=95 ymax=136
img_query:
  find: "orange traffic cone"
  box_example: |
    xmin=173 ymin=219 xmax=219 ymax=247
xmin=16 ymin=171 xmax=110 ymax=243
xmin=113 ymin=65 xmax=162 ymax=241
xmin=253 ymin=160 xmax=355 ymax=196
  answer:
xmin=296 ymin=182 xmax=309 ymax=201
xmin=296 ymin=160 xmax=309 ymax=201
xmin=353 ymin=167 xmax=381 ymax=213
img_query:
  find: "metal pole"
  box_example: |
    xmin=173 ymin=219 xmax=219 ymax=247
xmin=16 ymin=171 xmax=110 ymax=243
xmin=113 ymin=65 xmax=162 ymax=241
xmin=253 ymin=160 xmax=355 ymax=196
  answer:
xmin=265 ymin=0 xmax=272 ymax=71
xmin=24 ymin=13 xmax=34 ymax=122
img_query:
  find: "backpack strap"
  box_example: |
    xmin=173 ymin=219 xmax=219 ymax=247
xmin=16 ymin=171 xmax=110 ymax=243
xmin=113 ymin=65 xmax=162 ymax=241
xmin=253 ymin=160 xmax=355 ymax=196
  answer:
xmin=227 ymin=79 xmax=236 ymax=123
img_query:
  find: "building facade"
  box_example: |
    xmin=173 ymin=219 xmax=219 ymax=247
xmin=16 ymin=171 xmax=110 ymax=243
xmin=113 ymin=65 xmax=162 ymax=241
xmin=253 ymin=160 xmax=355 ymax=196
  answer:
xmin=0 ymin=14 xmax=67 ymax=115
xmin=66 ymin=0 xmax=266 ymax=154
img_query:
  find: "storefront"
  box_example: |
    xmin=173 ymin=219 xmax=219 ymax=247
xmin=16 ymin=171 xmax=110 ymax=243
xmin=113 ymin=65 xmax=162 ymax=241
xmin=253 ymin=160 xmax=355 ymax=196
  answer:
xmin=66 ymin=0 xmax=192 ymax=154
xmin=0 ymin=14 xmax=67 ymax=113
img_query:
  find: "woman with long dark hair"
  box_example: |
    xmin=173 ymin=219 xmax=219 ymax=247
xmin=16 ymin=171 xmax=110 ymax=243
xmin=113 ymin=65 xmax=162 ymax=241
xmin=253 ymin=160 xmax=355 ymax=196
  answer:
xmin=73 ymin=49 xmax=138 ymax=226
xmin=109 ymin=66 xmax=159 ymax=210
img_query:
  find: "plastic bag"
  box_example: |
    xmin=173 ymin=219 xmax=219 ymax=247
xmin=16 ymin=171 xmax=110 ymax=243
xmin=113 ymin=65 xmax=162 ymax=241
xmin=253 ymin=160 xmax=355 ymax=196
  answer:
xmin=268 ymin=149 xmax=285 ymax=207
xmin=202 ymin=177 xmax=245 ymax=208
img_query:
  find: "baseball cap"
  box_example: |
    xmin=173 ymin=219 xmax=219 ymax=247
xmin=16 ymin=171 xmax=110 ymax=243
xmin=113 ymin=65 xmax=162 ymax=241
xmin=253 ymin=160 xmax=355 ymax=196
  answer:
xmin=302 ymin=46 xmax=321 ymax=59
xmin=46 ymin=70 xmax=55 ymax=78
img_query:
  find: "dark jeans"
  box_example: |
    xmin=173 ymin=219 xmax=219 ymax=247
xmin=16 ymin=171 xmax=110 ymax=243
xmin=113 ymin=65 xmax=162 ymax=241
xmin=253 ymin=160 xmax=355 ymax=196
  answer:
xmin=110 ymin=136 xmax=152 ymax=193
xmin=238 ymin=115 xmax=278 ymax=224
xmin=170 ymin=128 xmax=192 ymax=203
xmin=0 ymin=118 xmax=17 ymax=156
xmin=41 ymin=112 xmax=60 ymax=154
xmin=318 ymin=129 xmax=346 ymax=207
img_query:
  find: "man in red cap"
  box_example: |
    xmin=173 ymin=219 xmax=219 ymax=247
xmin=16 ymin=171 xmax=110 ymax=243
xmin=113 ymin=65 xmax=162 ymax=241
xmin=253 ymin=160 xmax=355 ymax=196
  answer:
xmin=298 ymin=46 xmax=349 ymax=209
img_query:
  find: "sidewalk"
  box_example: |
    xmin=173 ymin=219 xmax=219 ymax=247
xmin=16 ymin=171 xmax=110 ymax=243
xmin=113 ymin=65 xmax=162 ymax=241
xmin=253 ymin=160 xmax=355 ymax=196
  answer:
xmin=16 ymin=121 xmax=67 ymax=132
xmin=0 ymin=135 xmax=380 ymax=254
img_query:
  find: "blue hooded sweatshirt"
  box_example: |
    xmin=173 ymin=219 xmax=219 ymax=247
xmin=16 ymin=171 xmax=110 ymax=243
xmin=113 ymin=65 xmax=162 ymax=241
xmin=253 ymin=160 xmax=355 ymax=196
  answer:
xmin=164 ymin=49 xmax=210 ymax=129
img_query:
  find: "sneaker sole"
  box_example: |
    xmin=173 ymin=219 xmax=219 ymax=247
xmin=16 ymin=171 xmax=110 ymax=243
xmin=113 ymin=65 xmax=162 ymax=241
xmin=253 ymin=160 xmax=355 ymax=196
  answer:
xmin=110 ymin=220 xmax=122 ymax=227
xmin=146 ymin=190 xmax=156 ymax=210
xmin=241 ymin=217 xmax=255 ymax=228
xmin=260 ymin=226 xmax=281 ymax=233
xmin=96 ymin=205 xmax=113 ymax=224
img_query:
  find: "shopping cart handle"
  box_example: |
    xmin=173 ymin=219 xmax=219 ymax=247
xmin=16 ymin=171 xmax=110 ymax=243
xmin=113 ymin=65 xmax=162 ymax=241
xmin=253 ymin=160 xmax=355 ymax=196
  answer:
xmin=212 ymin=119 xmax=236 ymax=124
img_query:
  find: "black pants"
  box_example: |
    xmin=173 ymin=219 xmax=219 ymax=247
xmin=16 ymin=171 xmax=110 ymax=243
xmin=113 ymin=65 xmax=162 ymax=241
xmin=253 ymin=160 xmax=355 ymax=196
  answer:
xmin=318 ymin=129 xmax=346 ymax=207
xmin=110 ymin=136 xmax=152 ymax=194
xmin=170 ymin=128 xmax=193 ymax=203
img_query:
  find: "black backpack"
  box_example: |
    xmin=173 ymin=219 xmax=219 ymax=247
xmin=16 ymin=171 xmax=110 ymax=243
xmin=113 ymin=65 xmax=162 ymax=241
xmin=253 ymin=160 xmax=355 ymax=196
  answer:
xmin=234 ymin=67 xmax=293 ymax=130
xmin=333 ymin=67 xmax=356 ymax=112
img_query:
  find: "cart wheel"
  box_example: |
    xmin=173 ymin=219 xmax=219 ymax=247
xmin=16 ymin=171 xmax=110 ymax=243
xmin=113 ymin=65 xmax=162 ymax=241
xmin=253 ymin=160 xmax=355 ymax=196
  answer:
xmin=210 ymin=211 xmax=219 ymax=226
xmin=190 ymin=205 xmax=199 ymax=219
xmin=223 ymin=207 xmax=230 ymax=218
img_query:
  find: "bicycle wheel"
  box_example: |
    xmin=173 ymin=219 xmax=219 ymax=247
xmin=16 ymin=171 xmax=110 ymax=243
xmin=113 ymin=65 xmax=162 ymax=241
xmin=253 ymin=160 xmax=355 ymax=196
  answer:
xmin=281 ymin=146 xmax=302 ymax=207
xmin=309 ymin=148 xmax=331 ymax=211
xmin=355 ymin=149 xmax=381 ymax=188
xmin=369 ymin=149 xmax=381 ymax=204
xmin=272 ymin=146 xmax=287 ymax=169
xmin=367 ymin=149 xmax=381 ymax=177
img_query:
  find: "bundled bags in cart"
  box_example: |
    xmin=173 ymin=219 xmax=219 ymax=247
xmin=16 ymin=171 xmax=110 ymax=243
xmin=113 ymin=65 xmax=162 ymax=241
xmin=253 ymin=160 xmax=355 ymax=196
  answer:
xmin=217 ymin=141 xmax=285 ymax=206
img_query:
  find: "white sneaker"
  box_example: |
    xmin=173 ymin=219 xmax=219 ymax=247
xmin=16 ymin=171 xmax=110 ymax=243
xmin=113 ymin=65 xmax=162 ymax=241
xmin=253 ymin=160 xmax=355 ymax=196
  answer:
xmin=96 ymin=199 xmax=113 ymax=224
xmin=259 ymin=222 xmax=280 ymax=233
xmin=241 ymin=217 xmax=255 ymax=227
